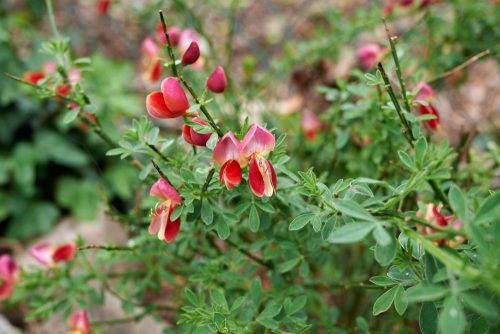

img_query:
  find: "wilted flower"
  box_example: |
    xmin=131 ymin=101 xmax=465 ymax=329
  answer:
xmin=183 ymin=117 xmax=212 ymax=146
xmin=30 ymin=242 xmax=76 ymax=267
xmin=149 ymin=178 xmax=183 ymax=243
xmin=416 ymin=204 xmax=466 ymax=247
xmin=213 ymin=132 xmax=244 ymax=190
xmin=181 ymin=41 xmax=201 ymax=66
xmin=301 ymin=111 xmax=321 ymax=141
xmin=140 ymin=37 xmax=163 ymax=83
xmin=68 ymin=310 xmax=90 ymax=334
xmin=0 ymin=255 xmax=19 ymax=300
xmin=357 ymin=44 xmax=383 ymax=69
xmin=413 ymin=81 xmax=439 ymax=131
xmin=241 ymin=125 xmax=277 ymax=197
xmin=206 ymin=66 xmax=227 ymax=94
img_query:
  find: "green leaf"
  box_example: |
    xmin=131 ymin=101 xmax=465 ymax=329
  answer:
xmin=248 ymin=205 xmax=260 ymax=232
xmin=375 ymin=237 xmax=397 ymax=266
xmin=257 ymin=317 xmax=279 ymax=330
xmin=289 ymin=212 xmax=315 ymax=231
xmin=398 ymin=150 xmax=416 ymax=171
xmin=406 ymin=283 xmax=448 ymax=303
xmin=370 ymin=276 xmax=397 ymax=287
xmin=311 ymin=216 xmax=322 ymax=232
xmin=278 ymin=257 xmax=301 ymax=273
xmin=332 ymin=199 xmax=377 ymax=222
xmin=258 ymin=301 xmax=282 ymax=319
xmin=206 ymin=133 xmax=218 ymax=150
xmin=439 ymin=296 xmax=466 ymax=334
xmin=373 ymin=285 xmax=398 ymax=316
xmin=419 ymin=302 xmax=438 ymax=334
xmin=210 ymin=288 xmax=228 ymax=311
xmin=473 ymin=192 xmax=500 ymax=224
xmin=230 ymin=296 xmax=246 ymax=312
xmin=216 ymin=220 xmax=230 ymax=240
xmin=185 ymin=288 xmax=198 ymax=305
xmin=284 ymin=296 xmax=307 ymax=315
xmin=201 ymin=200 xmax=213 ymax=225
xmin=449 ymin=185 xmax=466 ymax=221
xmin=461 ymin=292 xmax=499 ymax=319
xmin=394 ymin=285 xmax=408 ymax=315
xmin=373 ymin=226 xmax=392 ymax=246
xmin=414 ymin=136 xmax=428 ymax=168
xmin=63 ymin=108 xmax=80 ymax=124
xmin=328 ymin=221 xmax=376 ymax=244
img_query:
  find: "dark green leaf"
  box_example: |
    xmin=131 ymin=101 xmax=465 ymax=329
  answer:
xmin=328 ymin=221 xmax=376 ymax=244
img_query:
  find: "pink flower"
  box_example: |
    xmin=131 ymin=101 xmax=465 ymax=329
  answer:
xmin=183 ymin=117 xmax=212 ymax=146
xmin=0 ymin=255 xmax=19 ymax=300
xmin=357 ymin=44 xmax=382 ymax=69
xmin=301 ymin=111 xmax=321 ymax=141
xmin=414 ymin=82 xmax=439 ymax=131
xmin=141 ymin=37 xmax=163 ymax=83
xmin=416 ymin=204 xmax=466 ymax=247
xmin=149 ymin=179 xmax=183 ymax=243
xmin=161 ymin=77 xmax=190 ymax=115
xmin=206 ymin=67 xmax=227 ymax=94
xmin=156 ymin=23 xmax=181 ymax=46
xmin=43 ymin=61 xmax=57 ymax=74
xmin=181 ymin=42 xmax=201 ymax=66
xmin=30 ymin=242 xmax=76 ymax=267
xmin=414 ymin=81 xmax=436 ymax=102
xmin=241 ymin=125 xmax=277 ymax=197
xmin=68 ymin=310 xmax=90 ymax=334
xmin=213 ymin=132 xmax=244 ymax=189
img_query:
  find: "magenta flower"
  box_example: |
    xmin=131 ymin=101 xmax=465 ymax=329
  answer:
xmin=213 ymin=132 xmax=244 ymax=190
xmin=0 ymin=255 xmax=19 ymax=300
xmin=181 ymin=41 xmax=201 ymax=66
xmin=357 ymin=44 xmax=382 ymax=69
xmin=414 ymin=81 xmax=436 ymax=102
xmin=301 ymin=111 xmax=321 ymax=141
xmin=414 ymin=81 xmax=440 ymax=131
xmin=416 ymin=204 xmax=466 ymax=247
xmin=149 ymin=179 xmax=183 ymax=243
xmin=183 ymin=117 xmax=212 ymax=146
xmin=68 ymin=309 xmax=91 ymax=334
xmin=206 ymin=66 xmax=227 ymax=94
xmin=30 ymin=242 xmax=76 ymax=267
xmin=241 ymin=125 xmax=277 ymax=197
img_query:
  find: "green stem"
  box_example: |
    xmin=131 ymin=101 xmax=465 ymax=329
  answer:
xmin=147 ymin=143 xmax=169 ymax=163
xmin=158 ymin=10 xmax=178 ymax=77
xmin=78 ymin=244 xmax=135 ymax=252
xmin=45 ymin=0 xmax=60 ymax=38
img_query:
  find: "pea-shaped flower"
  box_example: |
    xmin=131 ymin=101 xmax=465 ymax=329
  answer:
xmin=149 ymin=178 xmax=183 ymax=243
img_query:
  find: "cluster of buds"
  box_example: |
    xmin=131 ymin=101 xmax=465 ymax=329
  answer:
xmin=30 ymin=241 xmax=77 ymax=267
xmin=213 ymin=125 xmax=277 ymax=197
xmin=23 ymin=61 xmax=81 ymax=98
xmin=357 ymin=44 xmax=385 ymax=69
xmin=140 ymin=25 xmax=209 ymax=83
xmin=413 ymin=81 xmax=440 ymax=131
xmin=68 ymin=309 xmax=90 ymax=334
xmin=416 ymin=203 xmax=466 ymax=247
xmin=0 ymin=255 xmax=19 ymax=300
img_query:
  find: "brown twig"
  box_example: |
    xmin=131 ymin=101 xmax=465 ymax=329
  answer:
xmin=427 ymin=50 xmax=490 ymax=84
xmin=150 ymin=159 xmax=171 ymax=183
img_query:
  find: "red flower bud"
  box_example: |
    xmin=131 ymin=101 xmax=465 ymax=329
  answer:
xmin=206 ymin=66 xmax=227 ymax=93
xmin=182 ymin=117 xmax=212 ymax=146
xmin=161 ymin=77 xmax=190 ymax=115
xmin=181 ymin=42 xmax=201 ymax=66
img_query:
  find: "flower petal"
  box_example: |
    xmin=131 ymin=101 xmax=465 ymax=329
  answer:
xmin=418 ymin=103 xmax=439 ymax=131
xmin=68 ymin=310 xmax=90 ymax=334
xmin=0 ymin=255 xmax=19 ymax=282
xmin=150 ymin=179 xmax=182 ymax=205
xmin=212 ymin=131 xmax=242 ymax=166
xmin=164 ymin=205 xmax=181 ymax=243
xmin=0 ymin=281 xmax=14 ymax=301
xmin=414 ymin=81 xmax=435 ymax=102
xmin=241 ymin=124 xmax=275 ymax=158
xmin=161 ymin=77 xmax=189 ymax=116
xmin=206 ymin=66 xmax=227 ymax=93
xmin=146 ymin=91 xmax=176 ymax=118
xmin=30 ymin=242 xmax=54 ymax=267
xmin=52 ymin=243 xmax=76 ymax=263
xmin=248 ymin=156 xmax=265 ymax=197
xmin=220 ymin=160 xmax=242 ymax=189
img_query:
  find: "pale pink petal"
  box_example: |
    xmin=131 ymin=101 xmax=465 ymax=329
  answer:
xmin=212 ymin=132 xmax=242 ymax=166
xmin=150 ymin=179 xmax=182 ymax=205
xmin=414 ymin=81 xmax=435 ymax=102
xmin=141 ymin=37 xmax=160 ymax=57
xmin=357 ymin=44 xmax=381 ymax=69
xmin=0 ymin=255 xmax=19 ymax=282
xmin=68 ymin=310 xmax=90 ymax=334
xmin=30 ymin=242 xmax=54 ymax=267
xmin=241 ymin=124 xmax=275 ymax=158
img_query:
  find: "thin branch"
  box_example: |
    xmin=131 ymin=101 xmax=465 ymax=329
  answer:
xmin=78 ymin=244 xmax=135 ymax=252
xmin=147 ymin=143 xmax=169 ymax=163
xmin=158 ymin=10 xmax=178 ymax=77
xmin=201 ymin=167 xmax=215 ymax=195
xmin=44 ymin=0 xmax=60 ymax=38
xmin=150 ymin=159 xmax=171 ymax=183
xmin=427 ymin=50 xmax=490 ymax=84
